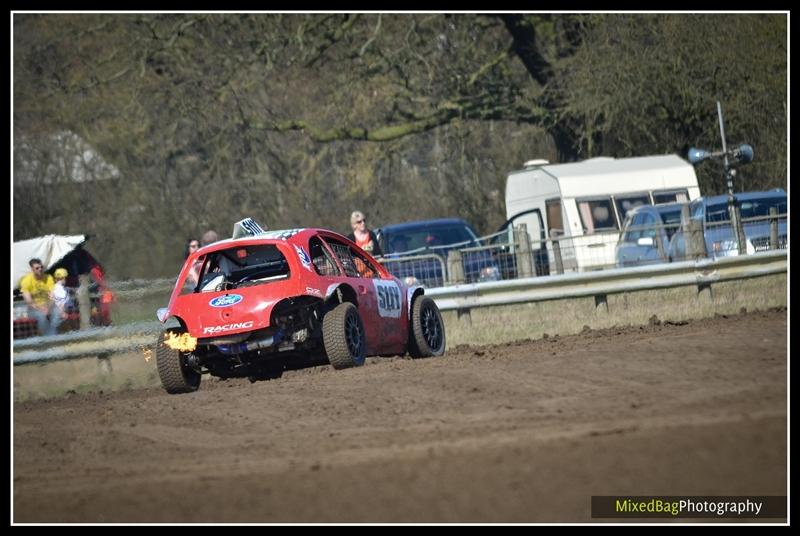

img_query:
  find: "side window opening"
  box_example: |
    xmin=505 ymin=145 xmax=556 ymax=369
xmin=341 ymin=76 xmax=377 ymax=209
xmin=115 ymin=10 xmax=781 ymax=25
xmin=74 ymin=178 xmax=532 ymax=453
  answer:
xmin=325 ymin=239 xmax=360 ymax=278
xmin=614 ymin=194 xmax=650 ymax=222
xmin=705 ymin=203 xmax=731 ymax=223
xmin=324 ymin=237 xmax=379 ymax=278
xmin=349 ymin=247 xmax=380 ymax=279
xmin=624 ymin=212 xmax=646 ymax=242
xmin=641 ymin=213 xmax=658 ymax=239
xmin=661 ymin=208 xmax=684 ymax=241
xmin=739 ymin=197 xmax=787 ymax=219
xmin=545 ymin=199 xmax=563 ymax=237
xmin=577 ymin=198 xmax=618 ymax=233
xmin=691 ymin=200 xmax=705 ymax=221
xmin=653 ymin=189 xmax=689 ymax=204
xmin=309 ymin=236 xmax=340 ymax=277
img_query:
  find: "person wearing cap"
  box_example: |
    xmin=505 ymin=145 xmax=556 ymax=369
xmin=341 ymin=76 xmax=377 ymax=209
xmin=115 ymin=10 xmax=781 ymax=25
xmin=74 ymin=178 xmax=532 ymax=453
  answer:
xmin=51 ymin=268 xmax=72 ymax=329
xmin=347 ymin=210 xmax=382 ymax=256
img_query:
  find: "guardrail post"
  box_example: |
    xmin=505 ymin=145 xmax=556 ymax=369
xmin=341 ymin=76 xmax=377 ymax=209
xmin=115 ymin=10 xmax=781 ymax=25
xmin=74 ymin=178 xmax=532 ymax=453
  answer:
xmin=77 ymin=274 xmax=91 ymax=330
xmin=683 ymin=205 xmax=706 ymax=260
xmin=697 ymin=282 xmax=713 ymax=304
xmin=733 ymin=204 xmax=746 ymax=255
xmin=446 ymin=250 xmax=464 ymax=285
xmin=769 ymin=207 xmax=778 ymax=250
xmin=97 ymin=351 xmax=113 ymax=375
xmin=514 ymin=224 xmax=533 ymax=278
xmin=457 ymin=307 xmax=472 ymax=327
xmin=594 ymin=294 xmax=608 ymax=315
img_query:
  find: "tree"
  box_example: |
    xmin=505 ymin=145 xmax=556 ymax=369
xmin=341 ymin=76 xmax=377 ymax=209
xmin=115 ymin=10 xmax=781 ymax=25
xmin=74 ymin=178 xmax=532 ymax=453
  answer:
xmin=13 ymin=13 xmax=787 ymax=279
xmin=547 ymin=14 xmax=787 ymax=193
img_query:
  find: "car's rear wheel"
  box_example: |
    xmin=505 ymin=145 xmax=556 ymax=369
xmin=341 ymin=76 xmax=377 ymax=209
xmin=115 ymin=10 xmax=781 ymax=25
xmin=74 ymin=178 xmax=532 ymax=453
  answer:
xmin=323 ymin=302 xmax=366 ymax=369
xmin=409 ymin=296 xmax=446 ymax=358
xmin=156 ymin=329 xmax=201 ymax=394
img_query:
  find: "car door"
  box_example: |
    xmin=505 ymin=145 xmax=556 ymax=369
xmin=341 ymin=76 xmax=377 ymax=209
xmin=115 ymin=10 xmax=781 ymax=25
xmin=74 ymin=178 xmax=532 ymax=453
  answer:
xmin=350 ymin=241 xmax=406 ymax=352
xmin=496 ymin=208 xmax=550 ymax=277
xmin=350 ymin=245 xmax=406 ymax=352
xmin=636 ymin=212 xmax=662 ymax=265
xmin=617 ymin=211 xmax=646 ymax=266
xmin=321 ymin=236 xmax=385 ymax=353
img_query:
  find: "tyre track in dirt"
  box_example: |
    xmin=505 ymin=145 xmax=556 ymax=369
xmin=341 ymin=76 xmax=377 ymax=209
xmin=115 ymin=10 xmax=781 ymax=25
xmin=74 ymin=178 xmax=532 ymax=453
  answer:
xmin=13 ymin=309 xmax=787 ymax=522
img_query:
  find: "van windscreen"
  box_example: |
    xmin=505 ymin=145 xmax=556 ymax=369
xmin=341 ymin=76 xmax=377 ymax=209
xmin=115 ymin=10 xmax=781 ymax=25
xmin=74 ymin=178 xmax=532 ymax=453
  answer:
xmin=705 ymin=196 xmax=786 ymax=223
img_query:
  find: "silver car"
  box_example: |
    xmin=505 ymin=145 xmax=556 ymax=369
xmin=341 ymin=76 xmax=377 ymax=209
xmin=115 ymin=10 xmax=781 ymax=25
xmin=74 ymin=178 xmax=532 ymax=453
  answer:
xmin=616 ymin=202 xmax=686 ymax=267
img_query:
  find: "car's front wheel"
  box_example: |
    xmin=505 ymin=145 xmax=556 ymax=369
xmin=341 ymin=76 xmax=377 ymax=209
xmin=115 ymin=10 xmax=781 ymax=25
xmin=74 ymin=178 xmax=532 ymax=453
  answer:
xmin=409 ymin=296 xmax=446 ymax=358
xmin=155 ymin=329 xmax=201 ymax=394
xmin=323 ymin=302 xmax=366 ymax=369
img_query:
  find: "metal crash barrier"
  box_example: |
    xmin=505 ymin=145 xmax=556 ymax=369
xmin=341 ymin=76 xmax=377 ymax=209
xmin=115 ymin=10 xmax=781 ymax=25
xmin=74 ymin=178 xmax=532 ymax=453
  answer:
xmin=13 ymin=250 xmax=786 ymax=365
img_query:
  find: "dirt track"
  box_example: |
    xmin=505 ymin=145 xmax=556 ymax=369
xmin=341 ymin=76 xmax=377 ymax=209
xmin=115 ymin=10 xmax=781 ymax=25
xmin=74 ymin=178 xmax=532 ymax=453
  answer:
xmin=13 ymin=309 xmax=787 ymax=523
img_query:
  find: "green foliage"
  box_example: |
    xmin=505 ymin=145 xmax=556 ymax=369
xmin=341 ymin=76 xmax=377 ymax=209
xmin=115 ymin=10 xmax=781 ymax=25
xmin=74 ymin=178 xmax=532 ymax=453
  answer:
xmin=13 ymin=14 xmax=786 ymax=279
xmin=550 ymin=14 xmax=787 ymax=193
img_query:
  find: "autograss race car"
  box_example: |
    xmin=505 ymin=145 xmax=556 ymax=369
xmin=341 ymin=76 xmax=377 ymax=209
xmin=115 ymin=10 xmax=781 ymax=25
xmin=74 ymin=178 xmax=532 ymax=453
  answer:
xmin=154 ymin=219 xmax=446 ymax=394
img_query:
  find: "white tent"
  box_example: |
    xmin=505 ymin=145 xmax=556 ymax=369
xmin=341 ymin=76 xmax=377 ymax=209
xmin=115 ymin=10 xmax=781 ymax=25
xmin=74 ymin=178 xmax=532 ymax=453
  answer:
xmin=13 ymin=234 xmax=86 ymax=288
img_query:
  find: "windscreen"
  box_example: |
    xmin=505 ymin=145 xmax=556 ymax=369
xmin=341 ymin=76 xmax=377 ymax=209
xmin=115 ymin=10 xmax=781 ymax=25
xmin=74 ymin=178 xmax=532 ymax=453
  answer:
xmin=383 ymin=225 xmax=476 ymax=254
xmin=706 ymin=196 xmax=787 ymax=223
xmin=659 ymin=206 xmax=684 ymax=240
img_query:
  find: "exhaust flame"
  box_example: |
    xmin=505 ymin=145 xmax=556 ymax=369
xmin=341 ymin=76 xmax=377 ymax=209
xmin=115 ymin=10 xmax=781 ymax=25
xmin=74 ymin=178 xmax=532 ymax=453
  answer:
xmin=163 ymin=332 xmax=198 ymax=352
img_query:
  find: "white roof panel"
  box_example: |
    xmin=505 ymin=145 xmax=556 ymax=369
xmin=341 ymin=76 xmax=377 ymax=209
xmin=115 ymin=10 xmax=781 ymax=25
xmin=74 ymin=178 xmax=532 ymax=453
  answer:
xmin=13 ymin=234 xmax=87 ymax=288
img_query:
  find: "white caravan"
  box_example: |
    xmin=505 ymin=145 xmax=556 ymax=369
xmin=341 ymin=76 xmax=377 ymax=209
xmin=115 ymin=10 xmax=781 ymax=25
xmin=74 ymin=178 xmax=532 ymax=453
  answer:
xmin=504 ymin=154 xmax=701 ymax=272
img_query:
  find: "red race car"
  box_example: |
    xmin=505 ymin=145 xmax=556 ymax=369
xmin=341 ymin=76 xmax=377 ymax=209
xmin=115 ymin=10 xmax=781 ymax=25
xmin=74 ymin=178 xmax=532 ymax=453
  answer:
xmin=155 ymin=219 xmax=446 ymax=394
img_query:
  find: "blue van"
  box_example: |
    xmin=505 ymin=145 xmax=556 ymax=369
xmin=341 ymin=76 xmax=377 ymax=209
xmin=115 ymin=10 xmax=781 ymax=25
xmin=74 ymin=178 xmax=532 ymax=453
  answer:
xmin=375 ymin=218 xmax=500 ymax=287
xmin=668 ymin=189 xmax=787 ymax=261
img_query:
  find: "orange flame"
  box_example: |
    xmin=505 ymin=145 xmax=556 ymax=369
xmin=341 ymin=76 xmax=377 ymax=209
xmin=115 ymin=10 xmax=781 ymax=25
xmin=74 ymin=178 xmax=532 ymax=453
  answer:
xmin=163 ymin=331 xmax=198 ymax=352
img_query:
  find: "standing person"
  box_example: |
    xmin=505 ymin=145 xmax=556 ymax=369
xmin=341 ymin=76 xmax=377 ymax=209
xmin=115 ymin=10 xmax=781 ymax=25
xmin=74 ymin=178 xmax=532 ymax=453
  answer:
xmin=184 ymin=238 xmax=202 ymax=285
xmin=51 ymin=268 xmax=72 ymax=325
xmin=19 ymin=258 xmax=60 ymax=336
xmin=184 ymin=238 xmax=200 ymax=260
xmin=347 ymin=210 xmax=382 ymax=256
xmin=201 ymin=229 xmax=219 ymax=247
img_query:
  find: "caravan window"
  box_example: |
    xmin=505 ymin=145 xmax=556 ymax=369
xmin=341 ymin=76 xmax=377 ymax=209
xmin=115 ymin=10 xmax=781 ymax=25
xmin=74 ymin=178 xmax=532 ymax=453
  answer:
xmin=653 ymin=189 xmax=689 ymax=204
xmin=545 ymin=199 xmax=564 ymax=237
xmin=614 ymin=194 xmax=650 ymax=221
xmin=577 ymin=198 xmax=618 ymax=233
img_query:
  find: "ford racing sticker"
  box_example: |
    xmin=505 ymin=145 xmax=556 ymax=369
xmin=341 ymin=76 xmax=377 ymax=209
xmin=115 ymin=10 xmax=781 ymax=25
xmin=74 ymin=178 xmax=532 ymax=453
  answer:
xmin=203 ymin=321 xmax=254 ymax=334
xmin=373 ymin=280 xmax=401 ymax=318
xmin=209 ymin=294 xmax=243 ymax=308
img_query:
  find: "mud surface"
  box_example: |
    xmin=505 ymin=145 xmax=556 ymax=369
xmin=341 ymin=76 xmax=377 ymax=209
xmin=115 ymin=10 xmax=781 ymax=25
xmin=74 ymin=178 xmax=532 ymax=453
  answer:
xmin=13 ymin=309 xmax=787 ymax=523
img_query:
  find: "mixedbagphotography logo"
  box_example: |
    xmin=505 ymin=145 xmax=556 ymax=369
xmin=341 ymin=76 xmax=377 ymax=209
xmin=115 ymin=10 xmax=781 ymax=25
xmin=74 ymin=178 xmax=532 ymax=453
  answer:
xmin=591 ymin=496 xmax=787 ymax=519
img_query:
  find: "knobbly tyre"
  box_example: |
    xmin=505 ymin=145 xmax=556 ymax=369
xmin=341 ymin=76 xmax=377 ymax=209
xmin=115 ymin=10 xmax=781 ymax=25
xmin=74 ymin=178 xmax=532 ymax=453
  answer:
xmin=154 ymin=218 xmax=446 ymax=394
